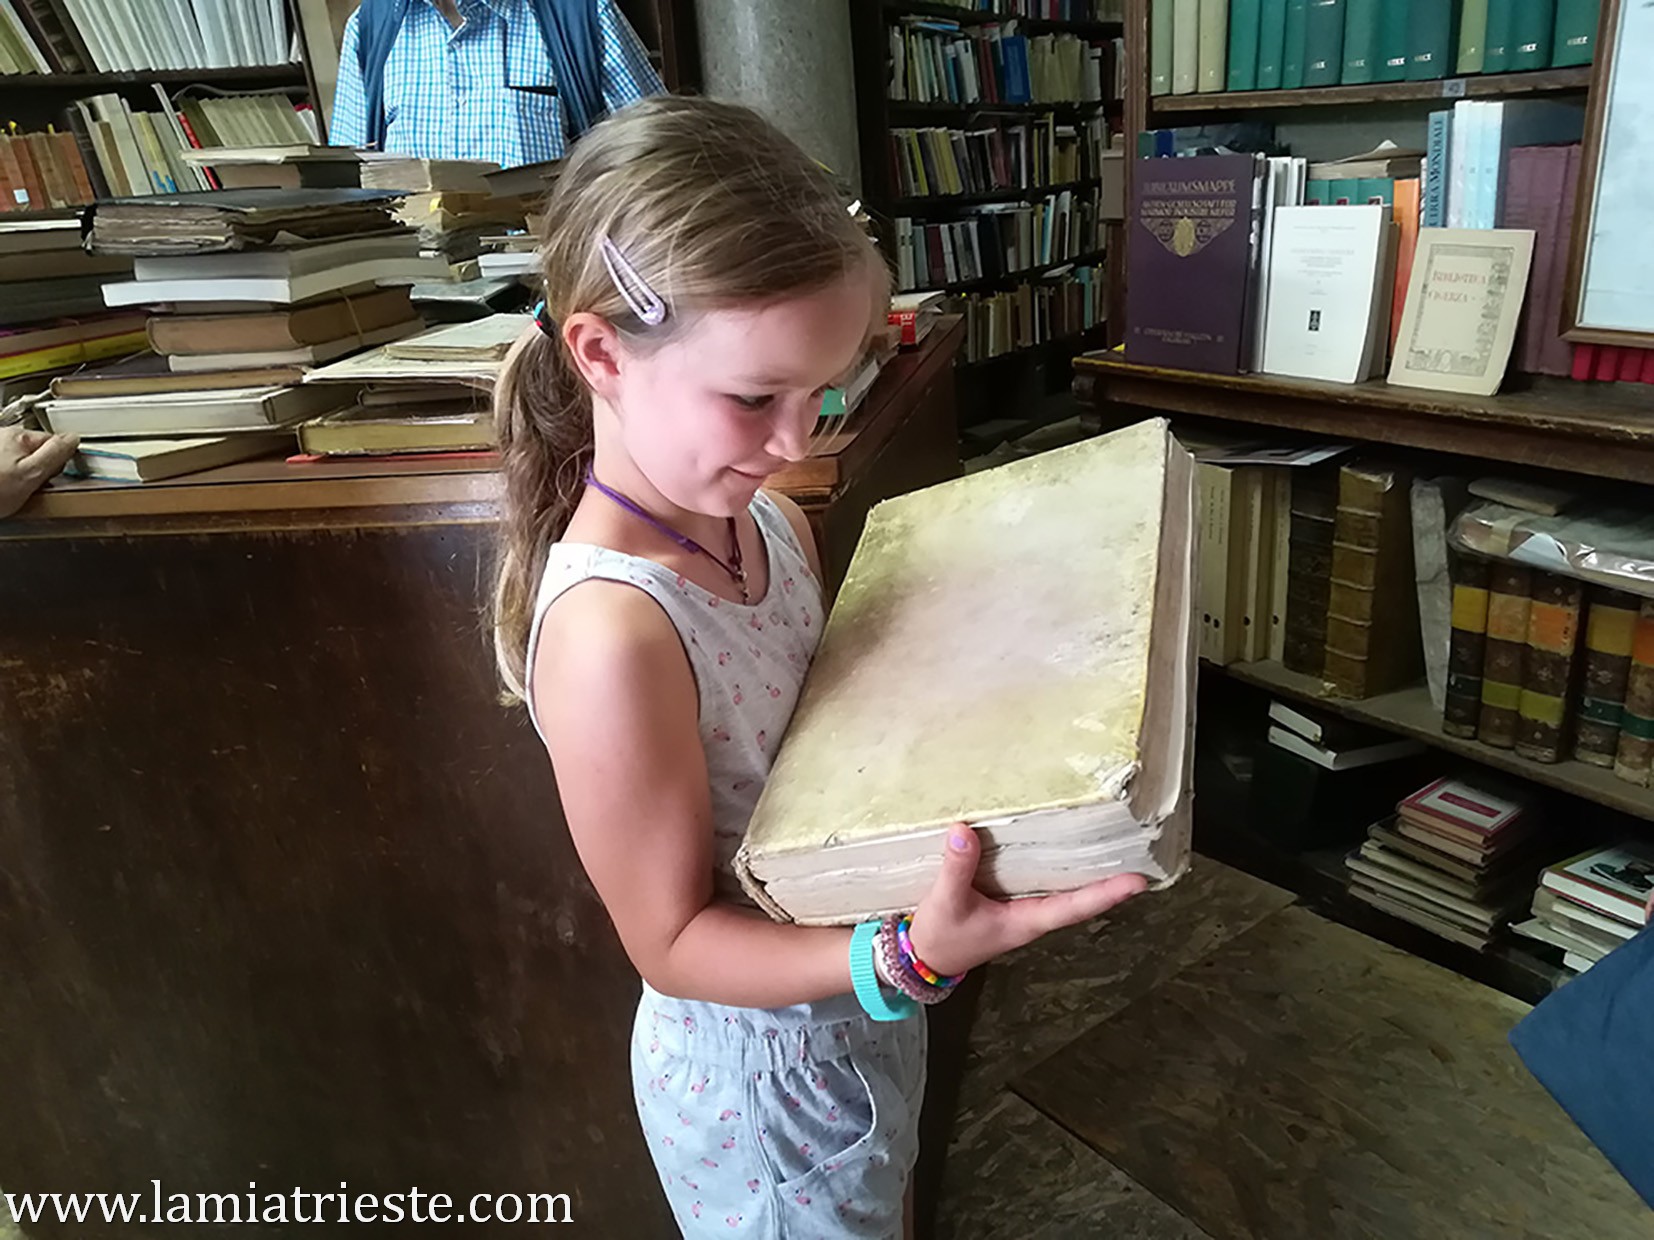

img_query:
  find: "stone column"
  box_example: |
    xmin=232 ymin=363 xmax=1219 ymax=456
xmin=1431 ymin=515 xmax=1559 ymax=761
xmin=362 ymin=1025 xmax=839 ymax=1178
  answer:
xmin=696 ymin=0 xmax=862 ymax=194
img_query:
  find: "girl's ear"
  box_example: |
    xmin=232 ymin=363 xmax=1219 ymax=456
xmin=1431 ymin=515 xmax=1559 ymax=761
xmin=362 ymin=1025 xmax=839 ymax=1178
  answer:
xmin=562 ymin=311 xmax=624 ymax=401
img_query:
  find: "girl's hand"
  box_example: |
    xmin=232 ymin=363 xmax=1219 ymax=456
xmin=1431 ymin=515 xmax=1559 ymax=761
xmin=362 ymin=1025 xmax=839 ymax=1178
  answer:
xmin=906 ymin=823 xmax=1150 ymax=978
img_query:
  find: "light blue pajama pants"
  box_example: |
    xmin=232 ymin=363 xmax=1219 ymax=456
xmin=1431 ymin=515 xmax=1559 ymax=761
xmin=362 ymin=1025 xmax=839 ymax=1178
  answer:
xmin=631 ymin=982 xmax=928 ymax=1238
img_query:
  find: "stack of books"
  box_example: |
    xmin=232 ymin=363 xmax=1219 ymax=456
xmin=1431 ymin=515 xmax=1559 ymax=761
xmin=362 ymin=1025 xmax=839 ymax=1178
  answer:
xmin=37 ymin=190 xmax=447 ymax=480
xmin=296 ymin=314 xmax=525 ymax=457
xmin=1150 ymin=0 xmax=1599 ymax=97
xmin=0 ymin=218 xmax=143 ymax=404
xmin=360 ymin=158 xmax=529 ymax=274
xmin=1345 ymin=775 xmax=1544 ymax=949
xmin=1514 ymin=840 xmax=1654 ymax=973
xmin=886 ymin=292 xmax=945 ymax=349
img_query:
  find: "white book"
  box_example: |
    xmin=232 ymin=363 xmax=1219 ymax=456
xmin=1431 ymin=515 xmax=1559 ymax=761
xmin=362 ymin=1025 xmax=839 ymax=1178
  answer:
xmin=158 ymin=0 xmax=209 ymax=67
xmin=1447 ymin=100 xmax=1480 ymax=229
xmin=734 ymin=418 xmax=1196 ymax=925
xmin=190 ymin=0 xmax=232 ymax=66
xmin=1540 ymin=841 xmax=1654 ymax=928
xmin=73 ymin=432 xmax=291 ymax=481
xmin=88 ymin=94 xmax=156 ymax=197
xmin=104 ymin=254 xmax=449 ymax=307
xmin=1261 ymin=205 xmax=1390 ymax=384
xmin=59 ymin=0 xmax=114 ymax=70
xmin=1249 ymin=157 xmax=1296 ymax=372
xmin=1267 ymin=724 xmax=1425 ymax=771
xmin=0 ymin=0 xmax=51 ymax=72
xmin=44 ymin=384 xmax=345 ymax=436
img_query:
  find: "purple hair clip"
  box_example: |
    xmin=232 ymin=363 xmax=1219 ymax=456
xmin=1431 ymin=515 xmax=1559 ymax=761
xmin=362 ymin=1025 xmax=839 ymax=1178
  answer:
xmin=600 ymin=235 xmax=668 ymax=327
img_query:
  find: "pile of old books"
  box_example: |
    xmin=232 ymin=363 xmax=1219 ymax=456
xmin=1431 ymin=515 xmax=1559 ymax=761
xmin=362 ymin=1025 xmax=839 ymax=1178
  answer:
xmin=1345 ymin=774 xmax=1543 ymax=950
xmin=0 ymin=217 xmax=143 ymax=405
xmin=1514 ymin=839 xmax=1654 ymax=974
xmin=37 ymin=189 xmax=446 ymax=482
xmin=296 ymin=313 xmax=525 ymax=457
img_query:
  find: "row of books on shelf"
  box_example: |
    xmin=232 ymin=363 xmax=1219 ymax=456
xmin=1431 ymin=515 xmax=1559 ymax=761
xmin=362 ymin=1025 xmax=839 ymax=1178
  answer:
xmin=888 ymin=114 xmax=1111 ymax=198
xmin=949 ymin=261 xmax=1104 ymax=361
xmin=907 ymin=0 xmax=1124 ymax=20
xmin=1445 ymin=562 xmax=1654 ymax=786
xmin=893 ymin=186 xmax=1103 ymax=291
xmin=888 ymin=17 xmax=1122 ymax=105
xmin=1150 ymin=0 xmax=1599 ymax=96
xmin=0 ymin=0 xmax=297 ymax=74
xmin=1129 ymin=122 xmax=1584 ymax=391
xmin=0 ymin=92 xmax=315 ymax=209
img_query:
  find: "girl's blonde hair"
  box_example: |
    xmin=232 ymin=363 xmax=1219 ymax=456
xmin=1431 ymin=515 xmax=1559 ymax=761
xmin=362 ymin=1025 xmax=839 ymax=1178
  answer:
xmin=491 ymin=95 xmax=883 ymax=697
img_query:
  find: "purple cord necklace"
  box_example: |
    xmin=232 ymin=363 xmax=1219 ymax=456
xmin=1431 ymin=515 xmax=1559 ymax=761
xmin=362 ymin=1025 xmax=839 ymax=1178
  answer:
xmin=584 ymin=469 xmax=749 ymax=604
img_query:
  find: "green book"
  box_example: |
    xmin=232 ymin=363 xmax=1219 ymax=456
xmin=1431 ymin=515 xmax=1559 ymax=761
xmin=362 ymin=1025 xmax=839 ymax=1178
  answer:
xmin=1306 ymin=180 xmax=1331 ymax=204
xmin=1283 ymin=0 xmax=1310 ymax=87
xmin=1328 ymin=177 xmax=1361 ymax=203
xmin=1484 ymin=0 xmax=1515 ymax=71
xmin=1458 ymin=0 xmax=1490 ymax=72
xmin=1510 ymin=0 xmax=1555 ymax=69
xmin=1551 ymin=0 xmax=1599 ymax=66
xmin=1152 ymin=0 xmax=1176 ymax=93
xmin=1258 ymin=0 xmax=1290 ymax=86
xmin=1229 ymin=0 xmax=1264 ymax=88
xmin=1408 ymin=0 xmax=1463 ymax=79
xmin=1304 ymin=0 xmax=1346 ymax=85
xmin=1357 ymin=176 xmax=1394 ymax=205
xmin=1342 ymin=0 xmax=1383 ymax=82
xmin=1376 ymin=0 xmax=1411 ymax=80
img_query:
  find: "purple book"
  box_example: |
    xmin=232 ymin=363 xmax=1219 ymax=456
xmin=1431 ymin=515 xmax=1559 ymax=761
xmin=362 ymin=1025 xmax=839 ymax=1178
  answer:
xmin=1126 ymin=153 xmax=1262 ymax=375
xmin=1500 ymin=145 xmax=1570 ymax=376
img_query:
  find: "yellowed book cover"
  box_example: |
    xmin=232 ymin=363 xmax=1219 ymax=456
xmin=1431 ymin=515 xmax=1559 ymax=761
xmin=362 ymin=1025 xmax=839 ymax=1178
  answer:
xmin=1388 ymin=227 xmax=1536 ymax=397
xmin=736 ymin=418 xmax=1198 ymax=925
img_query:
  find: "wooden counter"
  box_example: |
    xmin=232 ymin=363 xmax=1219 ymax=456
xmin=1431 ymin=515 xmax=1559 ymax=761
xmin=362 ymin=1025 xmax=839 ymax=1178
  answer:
xmin=0 ymin=321 xmax=963 ymax=1236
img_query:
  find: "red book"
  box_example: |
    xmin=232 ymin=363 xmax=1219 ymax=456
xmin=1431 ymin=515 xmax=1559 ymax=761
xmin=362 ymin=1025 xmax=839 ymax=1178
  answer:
xmin=1398 ymin=776 xmax=1533 ymax=842
xmin=1573 ymin=343 xmax=1596 ymax=380
xmin=1641 ymin=351 xmax=1654 ymax=385
xmin=1538 ymin=146 xmax=1584 ymax=377
xmin=1596 ymin=345 xmax=1622 ymax=381
xmin=1501 ymin=146 xmax=1570 ymax=375
xmin=1622 ymin=348 xmax=1647 ymax=381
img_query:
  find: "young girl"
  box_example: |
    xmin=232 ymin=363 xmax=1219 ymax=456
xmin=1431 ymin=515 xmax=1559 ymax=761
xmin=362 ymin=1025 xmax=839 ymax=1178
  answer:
xmin=493 ymin=96 xmax=1149 ymax=1237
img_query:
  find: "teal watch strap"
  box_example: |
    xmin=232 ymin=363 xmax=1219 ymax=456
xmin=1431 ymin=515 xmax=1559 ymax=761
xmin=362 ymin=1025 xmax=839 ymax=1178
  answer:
xmin=850 ymin=921 xmax=917 ymax=1022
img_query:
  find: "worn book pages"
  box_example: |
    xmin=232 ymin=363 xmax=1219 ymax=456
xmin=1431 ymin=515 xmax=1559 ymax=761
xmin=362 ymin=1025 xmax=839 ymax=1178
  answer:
xmin=736 ymin=418 xmax=1197 ymax=925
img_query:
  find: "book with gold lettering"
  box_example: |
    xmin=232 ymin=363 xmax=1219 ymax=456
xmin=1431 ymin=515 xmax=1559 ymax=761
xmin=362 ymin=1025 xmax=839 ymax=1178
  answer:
xmin=735 ymin=419 xmax=1198 ymax=925
xmin=1388 ymin=227 xmax=1537 ymax=396
xmin=1125 ymin=153 xmax=1263 ymax=374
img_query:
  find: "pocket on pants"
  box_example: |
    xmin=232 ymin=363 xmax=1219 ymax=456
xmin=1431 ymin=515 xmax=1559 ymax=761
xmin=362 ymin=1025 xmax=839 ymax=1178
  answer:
xmin=754 ymin=1050 xmax=880 ymax=1188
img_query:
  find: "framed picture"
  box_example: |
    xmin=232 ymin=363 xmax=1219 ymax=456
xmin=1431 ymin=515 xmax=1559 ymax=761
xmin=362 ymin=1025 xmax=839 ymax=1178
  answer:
xmin=1564 ymin=0 xmax=1654 ymax=346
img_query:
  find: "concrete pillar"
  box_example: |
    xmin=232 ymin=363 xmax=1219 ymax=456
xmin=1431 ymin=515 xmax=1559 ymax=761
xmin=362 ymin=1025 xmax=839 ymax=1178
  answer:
xmin=696 ymin=0 xmax=862 ymax=195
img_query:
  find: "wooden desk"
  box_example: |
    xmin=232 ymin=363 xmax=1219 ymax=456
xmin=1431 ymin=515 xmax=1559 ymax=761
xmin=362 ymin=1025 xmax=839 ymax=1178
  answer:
xmin=0 ymin=322 xmax=962 ymax=1236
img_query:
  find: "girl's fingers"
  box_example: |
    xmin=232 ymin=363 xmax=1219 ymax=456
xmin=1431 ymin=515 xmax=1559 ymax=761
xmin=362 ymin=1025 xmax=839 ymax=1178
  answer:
xmin=1003 ymin=873 xmax=1151 ymax=944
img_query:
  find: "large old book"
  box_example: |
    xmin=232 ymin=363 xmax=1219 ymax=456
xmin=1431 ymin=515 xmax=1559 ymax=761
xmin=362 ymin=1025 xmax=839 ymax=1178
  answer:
xmin=71 ymin=433 xmax=292 ymax=482
xmin=1126 ymin=153 xmax=1261 ymax=374
xmin=1389 ymin=228 xmax=1536 ymax=396
xmin=1615 ymin=601 xmax=1654 ymax=787
xmin=1444 ymin=554 xmax=1491 ymax=738
xmin=1325 ymin=461 xmax=1421 ymax=698
xmin=1282 ymin=463 xmax=1338 ymax=676
xmin=1514 ymin=571 xmax=1584 ymax=763
xmin=735 ymin=419 xmax=1197 ymax=925
xmin=1479 ymin=563 xmax=1533 ymax=748
xmin=147 ymin=287 xmax=418 ymax=356
xmin=1574 ymin=587 xmax=1639 ymax=768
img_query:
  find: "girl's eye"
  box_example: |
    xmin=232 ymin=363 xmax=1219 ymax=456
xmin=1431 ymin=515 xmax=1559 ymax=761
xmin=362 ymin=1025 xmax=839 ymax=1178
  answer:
xmin=730 ymin=394 xmax=773 ymax=410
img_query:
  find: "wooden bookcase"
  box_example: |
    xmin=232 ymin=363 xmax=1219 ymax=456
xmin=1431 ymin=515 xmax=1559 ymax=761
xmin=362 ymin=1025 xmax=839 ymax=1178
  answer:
xmin=1078 ymin=3 xmax=1654 ymax=1000
xmin=849 ymin=2 xmax=1127 ymax=370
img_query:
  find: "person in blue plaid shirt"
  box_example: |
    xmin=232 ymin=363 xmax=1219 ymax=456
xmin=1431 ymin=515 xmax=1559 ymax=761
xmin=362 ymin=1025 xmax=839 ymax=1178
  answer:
xmin=332 ymin=0 xmax=665 ymax=168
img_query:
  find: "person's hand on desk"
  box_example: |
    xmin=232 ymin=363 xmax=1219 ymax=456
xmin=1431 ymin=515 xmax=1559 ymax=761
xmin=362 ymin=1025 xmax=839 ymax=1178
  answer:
xmin=0 ymin=426 xmax=78 ymax=518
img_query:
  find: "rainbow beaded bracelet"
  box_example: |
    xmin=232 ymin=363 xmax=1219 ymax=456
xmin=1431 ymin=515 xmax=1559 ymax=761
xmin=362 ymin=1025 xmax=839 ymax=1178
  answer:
xmin=896 ymin=917 xmax=966 ymax=990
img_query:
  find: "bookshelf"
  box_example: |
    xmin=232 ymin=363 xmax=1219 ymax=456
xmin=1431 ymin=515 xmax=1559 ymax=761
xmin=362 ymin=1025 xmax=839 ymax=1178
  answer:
xmin=850 ymin=1 xmax=1128 ymax=369
xmin=1151 ymin=66 xmax=1594 ymax=113
xmin=1086 ymin=2 xmax=1654 ymax=995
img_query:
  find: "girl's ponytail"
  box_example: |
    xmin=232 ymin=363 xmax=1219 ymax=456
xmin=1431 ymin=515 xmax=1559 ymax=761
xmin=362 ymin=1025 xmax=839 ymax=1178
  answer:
xmin=492 ymin=324 xmax=593 ymax=700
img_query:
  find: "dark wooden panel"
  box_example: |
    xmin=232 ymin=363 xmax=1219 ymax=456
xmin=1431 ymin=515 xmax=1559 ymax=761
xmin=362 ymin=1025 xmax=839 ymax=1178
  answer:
xmin=0 ymin=517 xmax=673 ymax=1237
xmin=1015 ymin=907 xmax=1654 ymax=1240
